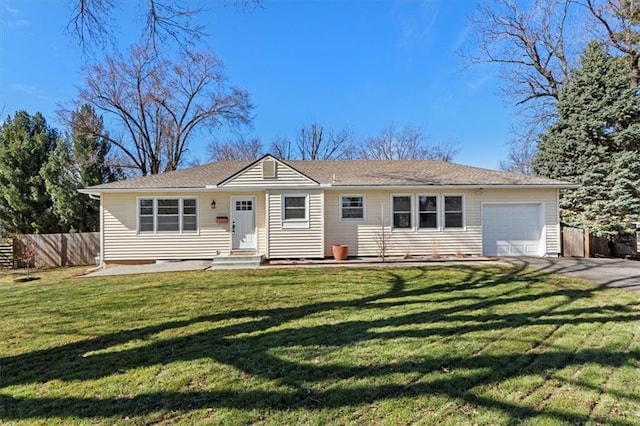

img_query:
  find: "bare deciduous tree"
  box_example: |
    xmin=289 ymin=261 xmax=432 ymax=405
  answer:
xmin=500 ymin=137 xmax=537 ymax=175
xmin=76 ymin=45 xmax=252 ymax=175
xmin=359 ymin=124 xmax=459 ymax=161
xmin=586 ymin=0 xmax=640 ymax=83
xmin=270 ymin=122 xmax=354 ymax=160
xmin=466 ymin=0 xmax=573 ymax=109
xmin=424 ymin=138 xmax=460 ymax=162
xmin=270 ymin=136 xmax=294 ymax=161
xmin=374 ymin=203 xmax=392 ymax=262
xmin=469 ymin=0 xmax=640 ymax=105
xmin=66 ymin=0 xmax=262 ymax=51
xmin=468 ymin=0 xmax=640 ymax=173
xmin=208 ymin=137 xmax=262 ymax=161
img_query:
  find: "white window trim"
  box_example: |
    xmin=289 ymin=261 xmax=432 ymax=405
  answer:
xmin=443 ymin=194 xmax=465 ymax=230
xmin=282 ymin=193 xmax=310 ymax=229
xmin=181 ymin=198 xmax=199 ymax=233
xmin=417 ymin=193 xmax=440 ymax=231
xmin=137 ymin=196 xmax=199 ymax=235
xmin=339 ymin=194 xmax=366 ymax=222
xmin=391 ymin=194 xmax=414 ymax=231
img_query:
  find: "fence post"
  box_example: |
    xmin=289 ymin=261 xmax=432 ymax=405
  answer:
xmin=61 ymin=233 xmax=68 ymax=266
xmin=584 ymin=229 xmax=590 ymax=258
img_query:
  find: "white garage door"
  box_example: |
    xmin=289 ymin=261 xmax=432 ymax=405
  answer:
xmin=482 ymin=204 xmax=543 ymax=257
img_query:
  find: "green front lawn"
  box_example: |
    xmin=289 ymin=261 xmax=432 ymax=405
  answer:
xmin=1 ymin=265 xmax=639 ymax=425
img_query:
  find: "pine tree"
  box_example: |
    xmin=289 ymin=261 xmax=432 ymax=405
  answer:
xmin=41 ymin=137 xmax=85 ymax=232
xmin=0 ymin=111 xmax=61 ymax=234
xmin=41 ymin=105 xmax=121 ymax=232
xmin=72 ymin=105 xmax=120 ymax=188
xmin=533 ymin=42 xmax=640 ymax=236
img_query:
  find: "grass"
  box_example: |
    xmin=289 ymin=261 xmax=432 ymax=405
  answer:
xmin=0 ymin=264 xmax=639 ymax=425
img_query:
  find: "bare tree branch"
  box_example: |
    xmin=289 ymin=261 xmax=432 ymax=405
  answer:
xmin=584 ymin=0 xmax=640 ymax=83
xmin=66 ymin=0 xmax=117 ymax=51
xmin=464 ymin=0 xmax=575 ymax=119
xmin=66 ymin=0 xmax=262 ymax=52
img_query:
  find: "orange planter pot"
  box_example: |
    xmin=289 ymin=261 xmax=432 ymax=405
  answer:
xmin=332 ymin=244 xmax=349 ymax=260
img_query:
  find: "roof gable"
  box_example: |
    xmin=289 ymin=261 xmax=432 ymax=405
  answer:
xmin=217 ymin=154 xmax=319 ymax=188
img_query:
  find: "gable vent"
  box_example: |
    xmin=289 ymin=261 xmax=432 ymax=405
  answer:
xmin=263 ymin=159 xmax=277 ymax=179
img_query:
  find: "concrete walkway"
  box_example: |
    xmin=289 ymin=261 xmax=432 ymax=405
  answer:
xmin=501 ymin=257 xmax=640 ymax=291
xmin=86 ymin=260 xmax=212 ymax=277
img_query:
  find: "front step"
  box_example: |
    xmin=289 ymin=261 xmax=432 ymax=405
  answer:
xmin=210 ymin=254 xmax=265 ymax=270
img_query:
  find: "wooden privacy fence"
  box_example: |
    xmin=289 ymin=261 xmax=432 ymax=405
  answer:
xmin=562 ymin=227 xmax=585 ymax=257
xmin=14 ymin=233 xmax=99 ymax=268
xmin=562 ymin=226 xmax=637 ymax=258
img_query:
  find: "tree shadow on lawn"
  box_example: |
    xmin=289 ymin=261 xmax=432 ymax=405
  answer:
xmin=1 ymin=265 xmax=639 ymax=424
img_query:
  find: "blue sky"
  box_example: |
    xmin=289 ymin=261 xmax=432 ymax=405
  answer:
xmin=1 ymin=0 xmax=517 ymax=170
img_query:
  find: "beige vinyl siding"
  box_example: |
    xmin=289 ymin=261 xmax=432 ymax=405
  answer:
xmin=267 ymin=190 xmax=324 ymax=258
xmin=324 ymin=188 xmax=560 ymax=257
xmin=222 ymin=159 xmax=318 ymax=188
xmin=102 ymin=191 xmax=266 ymax=262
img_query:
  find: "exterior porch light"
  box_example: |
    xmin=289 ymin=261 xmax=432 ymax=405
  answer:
xmin=211 ymin=200 xmax=216 ymax=209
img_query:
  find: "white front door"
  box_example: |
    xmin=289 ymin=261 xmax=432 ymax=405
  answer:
xmin=231 ymin=196 xmax=257 ymax=251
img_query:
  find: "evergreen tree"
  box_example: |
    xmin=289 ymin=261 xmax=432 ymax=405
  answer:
xmin=41 ymin=137 xmax=83 ymax=231
xmin=72 ymin=105 xmax=120 ymax=189
xmin=533 ymin=42 xmax=640 ymax=236
xmin=42 ymin=105 xmax=121 ymax=232
xmin=0 ymin=111 xmax=61 ymax=234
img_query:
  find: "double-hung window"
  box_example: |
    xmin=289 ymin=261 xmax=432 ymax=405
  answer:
xmin=282 ymin=194 xmax=309 ymax=228
xmin=444 ymin=195 xmax=464 ymax=228
xmin=284 ymin=196 xmax=306 ymax=220
xmin=340 ymin=195 xmax=365 ymax=221
xmin=138 ymin=198 xmax=198 ymax=234
xmin=139 ymin=199 xmax=155 ymax=232
xmin=182 ymin=199 xmax=197 ymax=231
xmin=418 ymin=195 xmax=438 ymax=229
xmin=157 ymin=199 xmax=180 ymax=232
xmin=392 ymin=195 xmax=413 ymax=229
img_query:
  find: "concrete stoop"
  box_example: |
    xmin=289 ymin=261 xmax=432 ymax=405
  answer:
xmin=210 ymin=253 xmax=265 ymax=270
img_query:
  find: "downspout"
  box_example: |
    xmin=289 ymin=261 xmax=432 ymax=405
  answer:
xmin=265 ymin=191 xmax=270 ymax=259
xmin=83 ymin=193 xmax=104 ymax=271
xmin=99 ymin=195 xmax=105 ymax=268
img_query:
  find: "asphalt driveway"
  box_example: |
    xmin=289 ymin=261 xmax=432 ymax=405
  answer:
xmin=502 ymin=257 xmax=640 ymax=291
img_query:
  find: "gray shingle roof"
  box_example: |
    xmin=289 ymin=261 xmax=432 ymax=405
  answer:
xmin=290 ymin=160 xmax=566 ymax=186
xmin=83 ymin=157 xmax=573 ymax=191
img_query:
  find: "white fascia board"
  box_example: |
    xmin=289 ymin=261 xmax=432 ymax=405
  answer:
xmin=77 ymin=187 xmax=214 ymax=194
xmin=79 ymin=182 xmax=578 ymax=195
xmin=211 ymin=185 xmax=321 ymax=191
xmin=77 ymin=189 xmax=101 ymax=195
xmin=326 ymin=184 xmax=578 ymax=190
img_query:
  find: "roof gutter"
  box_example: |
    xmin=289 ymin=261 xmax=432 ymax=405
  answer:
xmin=78 ymin=182 xmax=578 ymax=195
xmin=78 ymin=187 xmax=215 ymax=195
xmin=318 ymin=183 xmax=579 ymax=190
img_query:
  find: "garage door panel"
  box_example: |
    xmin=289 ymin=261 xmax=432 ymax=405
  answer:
xmin=483 ymin=204 xmax=543 ymax=257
